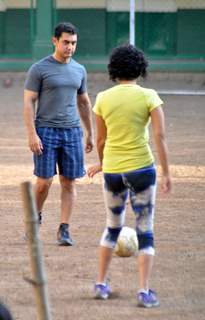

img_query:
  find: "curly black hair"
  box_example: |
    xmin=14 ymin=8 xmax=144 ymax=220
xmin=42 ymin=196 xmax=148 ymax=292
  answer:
xmin=108 ymin=44 xmax=148 ymax=81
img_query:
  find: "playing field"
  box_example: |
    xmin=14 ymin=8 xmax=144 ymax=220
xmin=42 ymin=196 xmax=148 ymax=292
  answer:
xmin=0 ymin=72 xmax=204 ymax=320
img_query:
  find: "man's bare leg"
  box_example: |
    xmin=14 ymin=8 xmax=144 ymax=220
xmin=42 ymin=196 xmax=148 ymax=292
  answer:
xmin=57 ymin=175 xmax=76 ymax=245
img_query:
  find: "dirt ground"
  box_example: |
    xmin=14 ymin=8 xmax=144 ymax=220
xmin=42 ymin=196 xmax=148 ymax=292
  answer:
xmin=0 ymin=72 xmax=205 ymax=320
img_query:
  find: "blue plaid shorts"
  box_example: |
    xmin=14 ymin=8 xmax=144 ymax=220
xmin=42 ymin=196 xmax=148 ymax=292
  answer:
xmin=34 ymin=127 xmax=85 ymax=179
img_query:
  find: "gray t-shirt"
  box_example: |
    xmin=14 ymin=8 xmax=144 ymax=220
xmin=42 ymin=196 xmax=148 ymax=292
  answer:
xmin=24 ymin=55 xmax=87 ymax=128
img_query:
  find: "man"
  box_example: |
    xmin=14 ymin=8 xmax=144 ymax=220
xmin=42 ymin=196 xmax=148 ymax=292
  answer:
xmin=24 ymin=22 xmax=93 ymax=246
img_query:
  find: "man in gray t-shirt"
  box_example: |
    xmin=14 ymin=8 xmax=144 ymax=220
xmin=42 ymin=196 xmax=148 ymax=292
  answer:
xmin=24 ymin=22 xmax=94 ymax=246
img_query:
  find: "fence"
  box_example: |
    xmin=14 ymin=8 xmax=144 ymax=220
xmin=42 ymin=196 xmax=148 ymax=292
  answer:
xmin=0 ymin=1 xmax=205 ymax=70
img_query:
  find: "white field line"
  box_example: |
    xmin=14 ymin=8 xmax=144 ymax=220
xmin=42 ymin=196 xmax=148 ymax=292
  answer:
xmin=157 ymin=89 xmax=205 ymax=96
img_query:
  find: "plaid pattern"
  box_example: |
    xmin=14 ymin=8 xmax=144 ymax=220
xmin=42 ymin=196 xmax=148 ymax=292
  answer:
xmin=34 ymin=127 xmax=84 ymax=179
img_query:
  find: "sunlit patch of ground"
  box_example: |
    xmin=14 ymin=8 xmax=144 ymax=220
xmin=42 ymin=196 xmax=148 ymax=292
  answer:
xmin=0 ymin=164 xmax=204 ymax=187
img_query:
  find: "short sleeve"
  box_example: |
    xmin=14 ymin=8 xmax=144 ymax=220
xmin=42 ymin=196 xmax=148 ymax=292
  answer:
xmin=93 ymin=92 xmax=103 ymax=116
xmin=146 ymin=89 xmax=163 ymax=112
xmin=77 ymin=67 xmax=87 ymax=94
xmin=24 ymin=64 xmax=42 ymax=92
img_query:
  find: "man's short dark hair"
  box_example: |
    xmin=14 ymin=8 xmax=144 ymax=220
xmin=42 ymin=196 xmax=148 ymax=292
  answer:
xmin=108 ymin=44 xmax=148 ymax=81
xmin=54 ymin=22 xmax=78 ymax=39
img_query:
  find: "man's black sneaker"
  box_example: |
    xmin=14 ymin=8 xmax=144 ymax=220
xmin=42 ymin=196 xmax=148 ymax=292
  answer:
xmin=57 ymin=224 xmax=74 ymax=246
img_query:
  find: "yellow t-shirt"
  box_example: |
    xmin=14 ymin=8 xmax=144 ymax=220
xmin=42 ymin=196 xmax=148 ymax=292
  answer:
xmin=93 ymin=84 xmax=163 ymax=173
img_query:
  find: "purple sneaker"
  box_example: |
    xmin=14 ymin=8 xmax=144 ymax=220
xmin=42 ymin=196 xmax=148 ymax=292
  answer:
xmin=137 ymin=289 xmax=160 ymax=308
xmin=94 ymin=283 xmax=112 ymax=300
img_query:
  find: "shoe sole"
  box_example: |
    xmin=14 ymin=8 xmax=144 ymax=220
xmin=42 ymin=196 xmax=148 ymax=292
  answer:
xmin=137 ymin=301 xmax=160 ymax=308
xmin=95 ymin=292 xmax=110 ymax=300
xmin=57 ymin=240 xmax=74 ymax=246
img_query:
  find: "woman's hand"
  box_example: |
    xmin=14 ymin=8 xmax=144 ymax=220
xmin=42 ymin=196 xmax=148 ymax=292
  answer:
xmin=160 ymin=174 xmax=172 ymax=194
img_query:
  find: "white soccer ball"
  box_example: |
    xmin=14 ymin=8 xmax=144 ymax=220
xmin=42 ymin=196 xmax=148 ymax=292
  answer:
xmin=114 ymin=226 xmax=138 ymax=257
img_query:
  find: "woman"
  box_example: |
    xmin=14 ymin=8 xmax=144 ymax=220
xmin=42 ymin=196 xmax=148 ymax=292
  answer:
xmin=88 ymin=44 xmax=171 ymax=307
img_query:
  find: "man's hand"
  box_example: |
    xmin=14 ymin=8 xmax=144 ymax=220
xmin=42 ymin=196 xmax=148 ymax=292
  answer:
xmin=28 ymin=133 xmax=43 ymax=155
xmin=87 ymin=164 xmax=102 ymax=178
xmin=85 ymin=135 xmax=94 ymax=153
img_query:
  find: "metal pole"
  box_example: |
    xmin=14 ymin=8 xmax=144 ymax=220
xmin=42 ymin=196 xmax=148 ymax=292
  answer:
xmin=29 ymin=0 xmax=34 ymax=51
xmin=129 ymin=0 xmax=135 ymax=45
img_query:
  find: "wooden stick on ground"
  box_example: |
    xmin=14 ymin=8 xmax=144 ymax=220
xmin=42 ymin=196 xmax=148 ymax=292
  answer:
xmin=21 ymin=181 xmax=52 ymax=320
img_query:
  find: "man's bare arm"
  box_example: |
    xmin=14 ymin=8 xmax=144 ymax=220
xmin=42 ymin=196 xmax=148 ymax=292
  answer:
xmin=77 ymin=93 xmax=94 ymax=153
xmin=23 ymin=89 xmax=43 ymax=155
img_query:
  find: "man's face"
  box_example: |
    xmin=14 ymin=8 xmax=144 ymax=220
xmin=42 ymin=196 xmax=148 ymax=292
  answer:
xmin=53 ymin=32 xmax=77 ymax=59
